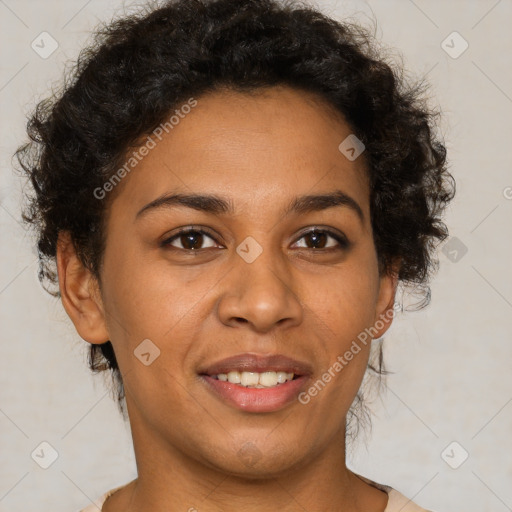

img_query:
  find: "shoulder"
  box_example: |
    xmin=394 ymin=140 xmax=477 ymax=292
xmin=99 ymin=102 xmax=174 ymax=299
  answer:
xmin=354 ymin=473 xmax=435 ymax=512
xmin=77 ymin=483 xmax=128 ymax=512
xmin=385 ymin=488 xmax=435 ymax=512
xmin=78 ymin=490 xmax=110 ymax=512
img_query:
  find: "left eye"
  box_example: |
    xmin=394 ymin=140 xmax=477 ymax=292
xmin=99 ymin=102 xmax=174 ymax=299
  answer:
xmin=292 ymin=228 xmax=349 ymax=250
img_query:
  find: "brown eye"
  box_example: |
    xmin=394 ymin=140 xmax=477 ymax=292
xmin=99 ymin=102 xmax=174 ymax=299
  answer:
xmin=293 ymin=228 xmax=349 ymax=250
xmin=161 ymin=228 xmax=218 ymax=251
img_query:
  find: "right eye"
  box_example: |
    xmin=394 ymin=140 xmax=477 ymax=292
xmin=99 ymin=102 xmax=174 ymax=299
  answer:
xmin=161 ymin=227 xmax=221 ymax=252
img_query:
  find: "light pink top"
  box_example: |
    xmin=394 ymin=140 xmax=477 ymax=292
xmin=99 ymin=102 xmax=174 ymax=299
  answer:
xmin=79 ymin=473 xmax=433 ymax=511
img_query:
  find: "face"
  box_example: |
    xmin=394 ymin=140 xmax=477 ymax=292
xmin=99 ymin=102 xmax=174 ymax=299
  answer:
xmin=60 ymin=85 xmax=397 ymax=478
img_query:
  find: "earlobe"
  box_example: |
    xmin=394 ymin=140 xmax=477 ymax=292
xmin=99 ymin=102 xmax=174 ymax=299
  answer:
xmin=56 ymin=231 xmax=110 ymax=345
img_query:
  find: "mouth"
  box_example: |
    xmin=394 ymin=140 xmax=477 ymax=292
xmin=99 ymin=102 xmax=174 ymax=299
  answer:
xmin=198 ymin=353 xmax=312 ymax=413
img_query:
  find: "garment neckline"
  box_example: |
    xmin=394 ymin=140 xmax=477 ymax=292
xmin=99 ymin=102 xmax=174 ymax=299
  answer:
xmin=352 ymin=472 xmax=393 ymax=511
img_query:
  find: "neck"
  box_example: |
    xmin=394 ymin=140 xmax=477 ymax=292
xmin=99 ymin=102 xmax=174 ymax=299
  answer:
xmin=105 ymin=403 xmax=387 ymax=512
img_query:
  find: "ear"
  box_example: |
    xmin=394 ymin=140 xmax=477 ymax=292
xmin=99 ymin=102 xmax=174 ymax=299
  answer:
xmin=372 ymin=260 xmax=400 ymax=339
xmin=56 ymin=231 xmax=110 ymax=344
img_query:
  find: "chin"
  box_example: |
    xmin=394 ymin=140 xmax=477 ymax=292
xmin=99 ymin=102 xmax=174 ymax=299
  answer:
xmin=199 ymin=440 xmax=308 ymax=480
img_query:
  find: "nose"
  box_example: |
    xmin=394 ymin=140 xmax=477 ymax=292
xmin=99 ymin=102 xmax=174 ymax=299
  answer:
xmin=216 ymin=248 xmax=303 ymax=333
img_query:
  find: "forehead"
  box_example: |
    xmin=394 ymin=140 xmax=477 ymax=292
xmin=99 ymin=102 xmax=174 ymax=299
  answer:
xmin=108 ymin=86 xmax=370 ymax=222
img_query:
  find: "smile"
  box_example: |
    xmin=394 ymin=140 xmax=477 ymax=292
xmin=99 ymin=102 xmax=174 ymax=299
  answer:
xmin=212 ymin=370 xmax=296 ymax=388
xmin=198 ymin=352 xmax=313 ymax=413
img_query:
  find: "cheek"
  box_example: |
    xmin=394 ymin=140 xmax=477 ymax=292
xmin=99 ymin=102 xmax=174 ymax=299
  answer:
xmin=300 ymin=268 xmax=378 ymax=419
xmin=306 ymin=258 xmax=379 ymax=349
xmin=100 ymin=244 xmax=216 ymax=373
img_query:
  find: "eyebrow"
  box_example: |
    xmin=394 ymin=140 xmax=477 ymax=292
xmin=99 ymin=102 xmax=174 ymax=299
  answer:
xmin=135 ymin=189 xmax=364 ymax=224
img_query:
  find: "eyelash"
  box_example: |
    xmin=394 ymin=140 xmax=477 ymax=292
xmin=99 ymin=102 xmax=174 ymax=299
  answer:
xmin=160 ymin=226 xmax=350 ymax=253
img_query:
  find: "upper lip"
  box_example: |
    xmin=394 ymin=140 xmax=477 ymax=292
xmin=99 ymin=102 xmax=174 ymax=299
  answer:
xmin=198 ymin=353 xmax=313 ymax=376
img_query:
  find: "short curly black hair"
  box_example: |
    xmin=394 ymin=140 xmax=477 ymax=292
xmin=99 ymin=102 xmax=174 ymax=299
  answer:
xmin=15 ymin=0 xmax=455 ymax=432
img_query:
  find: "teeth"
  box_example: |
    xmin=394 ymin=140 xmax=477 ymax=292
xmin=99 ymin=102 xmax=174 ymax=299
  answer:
xmin=260 ymin=371 xmax=279 ymax=387
xmin=214 ymin=371 xmax=295 ymax=388
xmin=240 ymin=372 xmax=259 ymax=386
xmin=227 ymin=371 xmax=241 ymax=384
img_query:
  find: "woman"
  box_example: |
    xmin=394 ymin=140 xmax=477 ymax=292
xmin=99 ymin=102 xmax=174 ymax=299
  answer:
xmin=15 ymin=0 xmax=454 ymax=510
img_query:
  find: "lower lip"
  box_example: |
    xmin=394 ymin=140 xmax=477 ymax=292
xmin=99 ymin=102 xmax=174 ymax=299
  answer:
xmin=200 ymin=375 xmax=309 ymax=413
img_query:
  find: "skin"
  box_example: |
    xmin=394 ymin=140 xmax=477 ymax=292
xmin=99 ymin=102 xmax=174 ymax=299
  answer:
xmin=57 ymin=85 xmax=399 ymax=512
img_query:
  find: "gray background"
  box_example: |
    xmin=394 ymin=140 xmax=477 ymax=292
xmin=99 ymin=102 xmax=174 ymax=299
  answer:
xmin=1 ymin=0 xmax=511 ymax=511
